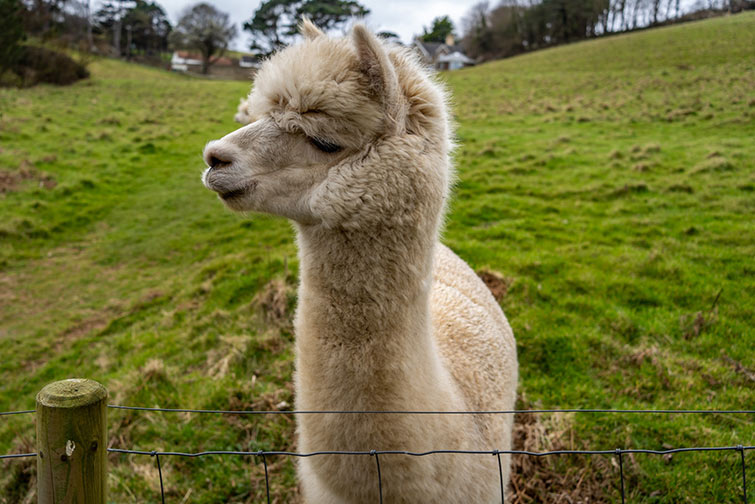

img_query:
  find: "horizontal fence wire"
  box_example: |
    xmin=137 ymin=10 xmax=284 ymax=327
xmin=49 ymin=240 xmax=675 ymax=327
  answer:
xmin=0 ymin=410 xmax=35 ymax=416
xmin=105 ymin=445 xmax=755 ymax=458
xmin=104 ymin=445 xmax=751 ymax=504
xmin=5 ymin=406 xmax=755 ymax=416
xmin=0 ymin=452 xmax=36 ymax=460
xmin=2 ymin=406 xmax=753 ymax=503
xmin=107 ymin=405 xmax=755 ymax=415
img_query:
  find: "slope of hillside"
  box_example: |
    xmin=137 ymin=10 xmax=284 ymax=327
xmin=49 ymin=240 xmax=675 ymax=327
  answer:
xmin=1 ymin=12 xmax=753 ymax=503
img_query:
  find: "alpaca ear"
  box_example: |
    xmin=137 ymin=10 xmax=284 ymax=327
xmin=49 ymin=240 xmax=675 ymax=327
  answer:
xmin=352 ymin=24 xmax=403 ymax=134
xmin=299 ymin=17 xmax=325 ymax=40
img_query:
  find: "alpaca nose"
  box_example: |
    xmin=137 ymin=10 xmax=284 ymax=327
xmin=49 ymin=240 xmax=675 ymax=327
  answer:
xmin=203 ymin=143 xmax=234 ymax=170
xmin=209 ymin=154 xmax=231 ymax=170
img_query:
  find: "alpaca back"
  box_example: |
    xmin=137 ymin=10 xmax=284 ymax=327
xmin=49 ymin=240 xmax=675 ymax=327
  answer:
xmin=431 ymin=244 xmax=518 ymax=459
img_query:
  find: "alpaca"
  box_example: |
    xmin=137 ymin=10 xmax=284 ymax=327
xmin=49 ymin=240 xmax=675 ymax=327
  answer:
xmin=234 ymin=97 xmax=252 ymax=125
xmin=202 ymin=20 xmax=518 ymax=503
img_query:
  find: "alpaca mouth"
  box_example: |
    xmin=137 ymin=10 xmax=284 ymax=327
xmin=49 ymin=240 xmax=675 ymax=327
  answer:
xmin=220 ymin=181 xmax=257 ymax=200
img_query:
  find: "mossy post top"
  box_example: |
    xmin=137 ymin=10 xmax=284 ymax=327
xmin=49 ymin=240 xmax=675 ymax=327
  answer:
xmin=36 ymin=379 xmax=108 ymax=408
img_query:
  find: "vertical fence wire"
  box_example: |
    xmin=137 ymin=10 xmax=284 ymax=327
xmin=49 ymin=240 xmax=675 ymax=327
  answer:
xmin=257 ymin=451 xmax=271 ymax=504
xmin=370 ymin=450 xmax=384 ymax=504
xmin=739 ymin=445 xmax=748 ymax=504
xmin=151 ymin=451 xmax=166 ymax=504
xmin=616 ymin=448 xmax=626 ymax=504
xmin=494 ymin=450 xmax=505 ymax=503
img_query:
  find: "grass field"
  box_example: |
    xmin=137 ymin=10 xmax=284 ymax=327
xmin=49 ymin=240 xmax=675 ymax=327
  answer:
xmin=1 ymin=12 xmax=753 ymax=503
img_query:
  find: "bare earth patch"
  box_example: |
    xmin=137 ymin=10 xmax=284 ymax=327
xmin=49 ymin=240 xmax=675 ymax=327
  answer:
xmin=477 ymin=268 xmax=513 ymax=302
xmin=0 ymin=161 xmax=56 ymax=193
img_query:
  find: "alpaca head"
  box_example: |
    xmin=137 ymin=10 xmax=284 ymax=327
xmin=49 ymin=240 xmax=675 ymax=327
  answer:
xmin=203 ymin=20 xmax=451 ymax=229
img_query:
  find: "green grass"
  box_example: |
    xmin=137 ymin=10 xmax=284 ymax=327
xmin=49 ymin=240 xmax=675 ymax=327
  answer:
xmin=1 ymin=12 xmax=753 ymax=503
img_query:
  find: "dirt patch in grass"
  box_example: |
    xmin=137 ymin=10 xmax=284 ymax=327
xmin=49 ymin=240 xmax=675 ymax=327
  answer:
xmin=0 ymin=162 xmax=56 ymax=193
xmin=477 ymin=269 xmax=513 ymax=302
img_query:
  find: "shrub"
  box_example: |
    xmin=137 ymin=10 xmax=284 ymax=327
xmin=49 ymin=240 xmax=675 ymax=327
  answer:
xmin=13 ymin=46 xmax=89 ymax=87
xmin=0 ymin=0 xmax=25 ymax=79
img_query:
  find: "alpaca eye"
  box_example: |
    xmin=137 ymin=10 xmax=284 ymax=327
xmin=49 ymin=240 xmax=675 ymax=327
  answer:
xmin=309 ymin=137 xmax=342 ymax=153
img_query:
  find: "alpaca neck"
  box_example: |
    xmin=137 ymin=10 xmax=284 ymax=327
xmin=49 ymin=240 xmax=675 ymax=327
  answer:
xmin=294 ymin=224 xmax=455 ymax=413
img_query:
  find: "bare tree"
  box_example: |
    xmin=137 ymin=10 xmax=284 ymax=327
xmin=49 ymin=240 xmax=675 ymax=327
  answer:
xmin=461 ymin=1 xmax=492 ymax=60
xmin=169 ymin=2 xmax=236 ymax=74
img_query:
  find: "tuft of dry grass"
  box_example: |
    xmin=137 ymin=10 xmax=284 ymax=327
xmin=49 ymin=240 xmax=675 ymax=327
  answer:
xmin=642 ymin=143 xmax=661 ymax=154
xmin=0 ymin=437 xmax=36 ymax=504
xmin=691 ymin=156 xmax=735 ymax=173
xmin=509 ymin=401 xmax=614 ymax=503
xmin=254 ymin=275 xmax=296 ymax=330
xmin=667 ymin=183 xmax=693 ymax=193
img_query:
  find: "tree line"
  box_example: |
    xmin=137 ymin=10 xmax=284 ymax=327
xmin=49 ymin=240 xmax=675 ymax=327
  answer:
xmin=461 ymin=0 xmax=754 ymax=61
xmin=1 ymin=0 xmax=371 ymax=84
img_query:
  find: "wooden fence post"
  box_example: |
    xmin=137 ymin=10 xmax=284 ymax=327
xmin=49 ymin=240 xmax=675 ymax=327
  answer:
xmin=36 ymin=379 xmax=108 ymax=503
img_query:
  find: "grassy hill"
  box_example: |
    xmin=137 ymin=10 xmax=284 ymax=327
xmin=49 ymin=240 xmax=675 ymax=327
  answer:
xmin=1 ymin=12 xmax=753 ymax=503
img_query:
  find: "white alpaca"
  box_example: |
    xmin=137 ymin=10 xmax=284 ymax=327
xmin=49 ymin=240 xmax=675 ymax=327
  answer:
xmin=202 ymin=20 xmax=518 ymax=503
xmin=234 ymin=97 xmax=252 ymax=125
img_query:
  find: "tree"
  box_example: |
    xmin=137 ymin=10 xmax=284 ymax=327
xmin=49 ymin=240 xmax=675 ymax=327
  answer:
xmin=243 ymin=0 xmax=299 ymax=55
xmin=297 ymin=0 xmax=368 ymax=32
xmin=23 ymin=0 xmax=62 ymax=36
xmin=122 ymin=0 xmax=172 ymax=56
xmin=420 ymin=15 xmax=456 ymax=43
xmin=94 ymin=0 xmax=136 ymax=56
xmin=243 ymin=0 xmax=369 ymax=56
xmin=462 ymin=2 xmax=493 ymax=59
xmin=169 ymin=2 xmax=236 ymax=74
xmin=0 ymin=0 xmax=25 ymax=78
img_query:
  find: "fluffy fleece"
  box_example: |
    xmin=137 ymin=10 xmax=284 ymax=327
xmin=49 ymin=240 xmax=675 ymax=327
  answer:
xmin=202 ymin=20 xmax=518 ymax=503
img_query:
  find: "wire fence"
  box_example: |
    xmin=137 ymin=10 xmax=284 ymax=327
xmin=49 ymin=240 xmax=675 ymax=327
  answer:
xmin=2 ymin=405 xmax=754 ymax=503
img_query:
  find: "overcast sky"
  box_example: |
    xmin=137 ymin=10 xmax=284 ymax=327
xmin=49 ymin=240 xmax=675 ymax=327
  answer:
xmin=153 ymin=0 xmax=477 ymax=51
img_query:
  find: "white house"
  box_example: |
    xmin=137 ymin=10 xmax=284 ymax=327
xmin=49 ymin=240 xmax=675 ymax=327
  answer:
xmin=170 ymin=51 xmax=202 ymax=72
xmin=412 ymin=34 xmax=475 ymax=71
xmin=436 ymin=51 xmax=474 ymax=71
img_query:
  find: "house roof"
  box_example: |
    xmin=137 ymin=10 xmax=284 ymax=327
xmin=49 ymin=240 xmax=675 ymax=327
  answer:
xmin=413 ymin=40 xmax=466 ymax=58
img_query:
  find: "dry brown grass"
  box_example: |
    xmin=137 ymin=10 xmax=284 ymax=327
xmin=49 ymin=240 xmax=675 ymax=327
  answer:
xmin=0 ymin=437 xmax=36 ymax=504
xmin=509 ymin=402 xmax=615 ymax=503
xmin=254 ymin=276 xmax=294 ymax=330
